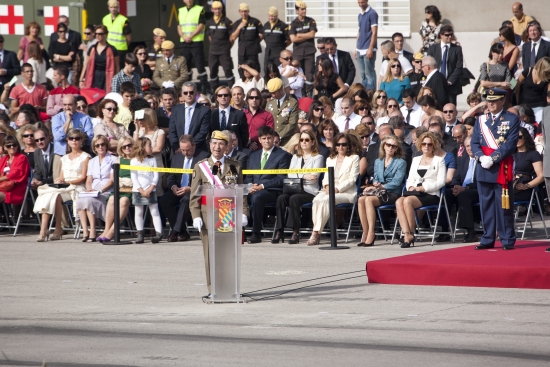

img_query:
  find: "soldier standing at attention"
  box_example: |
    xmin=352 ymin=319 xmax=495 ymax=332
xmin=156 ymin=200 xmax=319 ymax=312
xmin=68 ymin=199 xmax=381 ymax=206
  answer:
xmin=190 ymin=131 xmax=249 ymax=297
xmin=265 ymin=78 xmax=299 ymax=146
xmin=263 ymin=7 xmax=290 ymax=68
xmin=178 ymin=0 xmax=209 ymax=94
xmin=152 ymin=41 xmax=189 ymax=91
xmin=102 ymin=0 xmax=131 ymax=68
xmin=146 ymin=28 xmax=166 ymax=71
xmin=289 ymin=1 xmax=317 ymax=97
xmin=230 ymin=3 xmax=264 ymax=73
xmin=206 ymin=1 xmax=235 ymax=91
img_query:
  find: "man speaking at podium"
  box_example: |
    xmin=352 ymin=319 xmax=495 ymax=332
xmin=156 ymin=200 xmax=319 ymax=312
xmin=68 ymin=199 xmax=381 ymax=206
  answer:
xmin=189 ymin=131 xmax=249 ymax=296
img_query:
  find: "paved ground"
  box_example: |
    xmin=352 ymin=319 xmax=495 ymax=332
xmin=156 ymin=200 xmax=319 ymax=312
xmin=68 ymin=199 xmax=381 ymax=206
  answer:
xmin=1 ymin=224 xmax=550 ymax=367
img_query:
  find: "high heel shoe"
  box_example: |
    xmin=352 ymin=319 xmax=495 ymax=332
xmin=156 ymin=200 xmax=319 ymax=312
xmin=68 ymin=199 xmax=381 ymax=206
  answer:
xmin=271 ymin=230 xmax=284 ymax=244
xmin=307 ymin=232 xmax=320 ymax=246
xmin=50 ymin=232 xmax=63 ymax=241
xmin=37 ymin=233 xmax=49 ymax=242
xmin=288 ymin=231 xmax=300 ymax=244
xmin=400 ymin=232 xmax=415 ymax=248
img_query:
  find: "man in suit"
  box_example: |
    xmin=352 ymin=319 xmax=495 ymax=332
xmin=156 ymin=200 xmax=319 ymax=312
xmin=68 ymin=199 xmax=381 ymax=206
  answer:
xmin=152 ymin=41 xmax=189 ymax=91
xmin=428 ymin=116 xmax=458 ymax=157
xmin=442 ymin=103 xmax=460 ymax=135
xmin=392 ymin=32 xmax=413 ymax=64
xmin=449 ymin=136 xmax=480 ymax=243
xmin=31 ymin=128 xmax=55 ymax=189
xmin=265 ymin=78 xmax=299 ymax=146
xmin=471 ymin=88 xmax=520 ymax=250
xmin=223 ymin=130 xmax=248 ymax=169
xmin=521 ymin=21 xmax=550 ymax=69
xmin=541 ymin=92 xmax=550 ymax=252
xmin=452 ymin=124 xmax=467 ymax=158
xmin=422 ymin=56 xmax=449 ymax=107
xmin=319 ymin=37 xmax=356 ymax=87
xmin=160 ymin=134 xmax=210 ymax=242
xmin=245 ymin=126 xmax=292 ymax=243
xmin=211 ymin=86 xmax=248 ymax=148
xmin=0 ymin=35 xmax=21 ymax=95
xmin=190 ymin=131 xmax=249 ymax=296
xmin=48 ymin=15 xmax=82 ymax=61
xmin=169 ymin=82 xmax=211 ymax=152
xmin=229 ymin=130 xmax=251 ymax=156
xmin=427 ymin=25 xmax=463 ymax=105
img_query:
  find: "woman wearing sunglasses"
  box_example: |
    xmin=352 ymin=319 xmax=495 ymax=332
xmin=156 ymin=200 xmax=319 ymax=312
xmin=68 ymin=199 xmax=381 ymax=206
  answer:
xmin=94 ymin=99 xmax=130 ymax=154
xmin=307 ymin=101 xmax=324 ymax=128
xmin=0 ymin=135 xmax=31 ymax=208
xmin=80 ymin=25 xmax=120 ymax=93
xmin=97 ymin=137 xmax=134 ymax=243
xmin=33 ymin=129 xmax=90 ymax=242
xmin=17 ymin=124 xmax=38 ymax=169
xmin=49 ymin=23 xmax=76 ymax=79
xmin=380 ymin=58 xmax=410 ymax=105
xmin=419 ymin=5 xmax=442 ymax=54
xmin=133 ymin=45 xmax=153 ymax=91
xmin=371 ymin=90 xmax=388 ymax=123
xmin=307 ymin=132 xmax=360 ymax=246
xmin=76 ymin=135 xmax=114 ymax=242
xmin=395 ymin=132 xmax=446 ymax=248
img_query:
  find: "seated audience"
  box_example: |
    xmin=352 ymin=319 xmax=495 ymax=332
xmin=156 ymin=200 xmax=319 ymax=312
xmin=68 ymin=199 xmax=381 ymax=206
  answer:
xmin=31 ymin=128 xmax=54 ymax=190
xmin=0 ymin=135 xmax=31 ymax=206
xmin=224 ymin=130 xmax=248 ymax=170
xmin=318 ymin=119 xmax=339 ymax=150
xmin=335 ymin=98 xmax=362 ymax=131
xmin=94 ymin=98 xmax=130 ymax=154
xmin=17 ymin=124 xmax=37 ymax=169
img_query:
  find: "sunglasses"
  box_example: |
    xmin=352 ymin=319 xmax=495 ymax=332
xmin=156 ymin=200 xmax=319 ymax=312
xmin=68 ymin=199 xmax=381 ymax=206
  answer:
xmin=300 ymin=138 xmax=311 ymax=142
xmin=421 ymin=142 xmax=433 ymax=147
xmin=104 ymin=107 xmax=117 ymax=112
xmin=95 ymin=33 xmax=106 ymax=36
xmin=200 ymin=102 xmax=210 ymax=107
xmin=23 ymin=134 xmax=34 ymax=138
xmin=248 ymin=96 xmax=260 ymax=100
xmin=391 ymin=65 xmax=401 ymax=69
xmin=335 ymin=143 xmax=348 ymax=147
xmin=313 ymin=107 xmax=323 ymax=112
xmin=413 ymin=60 xmax=422 ymax=63
xmin=377 ymin=95 xmax=387 ymax=99
xmin=136 ymin=52 xmax=146 ymax=56
xmin=518 ymin=135 xmax=524 ymax=140
xmin=365 ymin=122 xmax=374 ymax=125
xmin=84 ymin=32 xmax=92 ymax=35
xmin=387 ymin=105 xmax=398 ymax=108
xmin=4 ymin=145 xmax=15 ymax=149
xmin=95 ymin=143 xmax=107 ymax=148
xmin=443 ymin=110 xmax=454 ymax=114
xmin=35 ymin=137 xmax=46 ymax=142
xmin=442 ymin=33 xmax=453 ymax=37
xmin=357 ymin=107 xmax=367 ymax=111
xmin=385 ymin=143 xmax=398 ymax=149
xmin=360 ymin=135 xmax=369 ymax=140
xmin=317 ymin=47 xmax=325 ymax=51
xmin=68 ymin=136 xmax=82 ymax=141
xmin=182 ymin=91 xmax=195 ymax=95
xmin=77 ymin=105 xmax=87 ymax=110
xmin=122 ymin=144 xmax=133 ymax=149
xmin=281 ymin=57 xmax=292 ymax=61
xmin=217 ymin=93 xmax=229 ymax=98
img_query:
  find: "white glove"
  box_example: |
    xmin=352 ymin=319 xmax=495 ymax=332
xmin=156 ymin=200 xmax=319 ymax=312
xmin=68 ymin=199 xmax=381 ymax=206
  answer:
xmin=162 ymin=81 xmax=175 ymax=88
xmin=479 ymin=155 xmax=493 ymax=169
xmin=242 ymin=214 xmax=248 ymax=227
xmin=193 ymin=217 xmax=203 ymax=230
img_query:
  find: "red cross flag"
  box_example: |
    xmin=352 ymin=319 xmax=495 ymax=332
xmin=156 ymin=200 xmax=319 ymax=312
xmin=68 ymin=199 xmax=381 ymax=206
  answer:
xmin=118 ymin=0 xmax=137 ymax=17
xmin=0 ymin=4 xmax=25 ymax=35
xmin=43 ymin=6 xmax=69 ymax=35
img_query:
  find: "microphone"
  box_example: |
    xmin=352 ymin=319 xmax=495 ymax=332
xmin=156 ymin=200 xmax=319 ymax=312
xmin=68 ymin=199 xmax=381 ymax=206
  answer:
xmin=229 ymin=164 xmax=238 ymax=175
xmin=212 ymin=164 xmax=219 ymax=176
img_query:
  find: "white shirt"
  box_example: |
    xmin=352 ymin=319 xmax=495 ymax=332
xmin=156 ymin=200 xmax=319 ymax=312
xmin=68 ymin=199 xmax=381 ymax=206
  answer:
xmin=218 ymin=105 xmax=231 ymax=123
xmin=444 ymin=119 xmax=459 ymax=134
xmin=166 ymin=56 xmax=173 ymax=64
xmin=380 ymin=54 xmax=413 ymax=77
xmin=211 ymin=155 xmax=226 ymax=175
xmin=260 ymin=146 xmax=275 ymax=166
xmin=423 ymin=68 xmax=437 ymax=86
xmin=400 ymin=102 xmax=424 ymax=128
xmin=277 ymin=93 xmax=287 ymax=109
xmin=336 ymin=113 xmax=362 ymax=131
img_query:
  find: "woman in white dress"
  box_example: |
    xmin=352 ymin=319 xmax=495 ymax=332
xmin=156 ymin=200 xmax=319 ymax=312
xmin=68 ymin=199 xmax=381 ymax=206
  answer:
xmin=133 ymin=108 xmax=165 ymax=195
xmin=33 ymin=129 xmax=90 ymax=241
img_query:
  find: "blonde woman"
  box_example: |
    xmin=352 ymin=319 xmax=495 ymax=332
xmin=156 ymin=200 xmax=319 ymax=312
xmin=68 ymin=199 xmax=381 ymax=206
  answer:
xmin=380 ymin=58 xmax=410 ymax=104
xmin=17 ymin=124 xmax=38 ymax=168
xmin=282 ymin=133 xmax=301 ymax=154
xmin=94 ymin=98 xmax=130 ymax=154
xmin=371 ymin=90 xmax=388 ymax=123
xmin=133 ymin=108 xmax=165 ymax=195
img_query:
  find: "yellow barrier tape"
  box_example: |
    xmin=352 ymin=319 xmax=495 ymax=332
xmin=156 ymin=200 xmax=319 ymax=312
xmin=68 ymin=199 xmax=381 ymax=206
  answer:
xmin=242 ymin=168 xmax=328 ymax=174
xmin=120 ymin=165 xmax=194 ymax=174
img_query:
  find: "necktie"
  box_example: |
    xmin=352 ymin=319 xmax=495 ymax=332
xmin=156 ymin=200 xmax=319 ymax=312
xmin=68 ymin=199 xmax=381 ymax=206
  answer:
xmin=0 ymin=53 xmax=3 ymax=69
xmin=332 ymin=55 xmax=338 ymax=74
xmin=220 ymin=110 xmax=227 ymax=130
xmin=181 ymin=158 xmax=191 ymax=187
xmin=463 ymin=158 xmax=475 ymax=187
xmin=185 ymin=107 xmax=191 ymax=134
xmin=530 ymin=42 xmax=537 ymax=67
xmin=43 ymin=153 xmax=49 ymax=173
xmin=458 ymin=146 xmax=464 ymax=157
xmin=260 ymin=152 xmax=268 ymax=169
xmin=446 ymin=125 xmax=452 ymax=134
xmin=406 ymin=109 xmax=412 ymax=124
xmin=344 ymin=117 xmax=350 ymax=130
xmin=277 ymin=99 xmax=280 ymax=109
xmin=441 ymin=45 xmax=448 ymax=77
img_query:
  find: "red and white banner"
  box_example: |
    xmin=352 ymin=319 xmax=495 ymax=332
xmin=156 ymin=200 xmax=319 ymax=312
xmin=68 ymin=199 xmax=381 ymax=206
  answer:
xmin=0 ymin=5 xmax=25 ymax=35
xmin=118 ymin=0 xmax=137 ymax=17
xmin=43 ymin=6 xmax=69 ymax=35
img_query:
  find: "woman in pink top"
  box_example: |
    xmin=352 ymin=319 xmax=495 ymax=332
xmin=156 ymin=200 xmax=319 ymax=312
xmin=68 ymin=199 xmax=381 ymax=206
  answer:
xmin=18 ymin=22 xmax=44 ymax=63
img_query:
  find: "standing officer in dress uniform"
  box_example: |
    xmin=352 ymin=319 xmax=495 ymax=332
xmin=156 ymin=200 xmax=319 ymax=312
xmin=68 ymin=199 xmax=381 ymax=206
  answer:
xmin=230 ymin=3 xmax=264 ymax=73
xmin=190 ymin=131 xmax=249 ymax=297
xmin=206 ymin=1 xmax=235 ymax=91
xmin=178 ymin=0 xmax=209 ymax=94
xmin=289 ymin=1 xmax=317 ymax=97
xmin=152 ymin=41 xmax=189 ymax=91
xmin=146 ymin=28 xmax=166 ymax=71
xmin=471 ymin=88 xmax=520 ymax=251
xmin=265 ymin=78 xmax=299 ymax=146
xmin=103 ymin=0 xmax=132 ymax=69
xmin=263 ymin=7 xmax=290 ymax=68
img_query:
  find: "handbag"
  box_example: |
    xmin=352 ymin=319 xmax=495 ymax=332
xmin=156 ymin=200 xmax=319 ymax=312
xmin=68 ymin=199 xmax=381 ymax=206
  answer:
xmin=119 ymin=177 xmax=133 ymax=193
xmin=0 ymin=180 xmax=15 ymax=192
xmin=476 ymin=63 xmax=490 ymax=95
xmin=283 ymin=178 xmax=304 ymax=195
xmin=363 ymin=188 xmax=390 ymax=203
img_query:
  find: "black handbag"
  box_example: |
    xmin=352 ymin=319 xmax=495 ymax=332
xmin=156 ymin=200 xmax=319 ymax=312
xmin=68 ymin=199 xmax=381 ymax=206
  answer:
xmin=283 ymin=178 xmax=304 ymax=195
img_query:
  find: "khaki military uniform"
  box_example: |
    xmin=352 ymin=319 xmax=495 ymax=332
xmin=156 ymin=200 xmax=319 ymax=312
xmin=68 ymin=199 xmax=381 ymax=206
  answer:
xmin=265 ymin=94 xmax=299 ymax=146
xmin=189 ymin=156 xmax=249 ymax=294
xmin=152 ymin=56 xmax=189 ymax=90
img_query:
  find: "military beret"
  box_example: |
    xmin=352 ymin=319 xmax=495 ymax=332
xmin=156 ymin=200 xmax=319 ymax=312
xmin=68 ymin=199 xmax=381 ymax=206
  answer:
xmin=211 ymin=1 xmax=223 ymax=9
xmin=267 ymin=78 xmax=283 ymax=93
xmin=295 ymin=1 xmax=307 ymax=9
xmin=153 ymin=28 xmax=166 ymax=37
xmin=239 ymin=3 xmax=249 ymax=11
xmin=211 ymin=130 xmax=229 ymax=143
xmin=268 ymin=7 xmax=278 ymax=16
xmin=484 ymin=88 xmax=506 ymax=101
xmin=413 ymin=52 xmax=424 ymax=61
xmin=161 ymin=40 xmax=175 ymax=50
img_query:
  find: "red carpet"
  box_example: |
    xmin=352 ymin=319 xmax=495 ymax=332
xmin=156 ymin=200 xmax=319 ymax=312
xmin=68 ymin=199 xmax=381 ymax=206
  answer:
xmin=366 ymin=241 xmax=550 ymax=289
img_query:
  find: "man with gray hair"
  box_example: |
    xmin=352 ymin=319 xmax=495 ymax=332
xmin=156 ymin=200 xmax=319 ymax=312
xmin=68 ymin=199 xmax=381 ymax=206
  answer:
xmin=422 ymin=55 xmax=449 ymax=107
xmin=168 ymin=82 xmax=211 ymax=152
xmin=509 ymin=105 xmax=535 ymax=138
